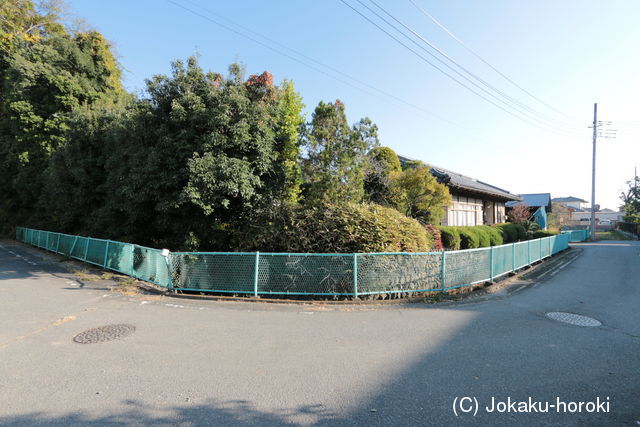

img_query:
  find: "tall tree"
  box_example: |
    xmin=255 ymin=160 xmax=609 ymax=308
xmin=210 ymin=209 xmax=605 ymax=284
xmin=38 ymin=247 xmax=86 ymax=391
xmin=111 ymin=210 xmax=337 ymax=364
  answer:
xmin=0 ymin=0 xmax=124 ymax=233
xmin=620 ymin=176 xmax=640 ymax=222
xmin=390 ymin=166 xmax=451 ymax=225
xmin=364 ymin=146 xmax=402 ymax=206
xmin=301 ymin=100 xmax=378 ymax=203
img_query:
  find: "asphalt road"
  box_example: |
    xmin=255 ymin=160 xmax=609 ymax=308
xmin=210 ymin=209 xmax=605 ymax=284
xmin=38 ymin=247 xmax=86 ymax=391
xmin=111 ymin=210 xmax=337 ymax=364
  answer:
xmin=0 ymin=239 xmax=638 ymax=426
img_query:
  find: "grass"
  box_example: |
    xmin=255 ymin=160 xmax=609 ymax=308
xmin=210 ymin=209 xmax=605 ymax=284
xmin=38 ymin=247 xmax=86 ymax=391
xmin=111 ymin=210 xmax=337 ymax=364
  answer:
xmin=595 ymin=230 xmax=632 ymax=241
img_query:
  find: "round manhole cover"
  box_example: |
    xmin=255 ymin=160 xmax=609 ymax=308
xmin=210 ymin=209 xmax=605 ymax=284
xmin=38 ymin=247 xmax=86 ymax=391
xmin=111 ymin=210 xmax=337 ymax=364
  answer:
xmin=73 ymin=324 xmax=136 ymax=344
xmin=546 ymin=312 xmax=601 ymax=327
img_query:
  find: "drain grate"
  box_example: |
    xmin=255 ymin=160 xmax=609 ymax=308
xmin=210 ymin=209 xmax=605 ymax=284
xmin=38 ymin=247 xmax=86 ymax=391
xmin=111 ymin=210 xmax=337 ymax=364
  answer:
xmin=546 ymin=312 xmax=602 ymax=327
xmin=73 ymin=324 xmax=136 ymax=344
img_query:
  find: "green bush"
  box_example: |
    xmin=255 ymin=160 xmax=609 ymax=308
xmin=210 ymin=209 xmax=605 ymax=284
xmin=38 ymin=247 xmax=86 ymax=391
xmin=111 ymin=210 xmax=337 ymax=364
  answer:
xmin=530 ymin=230 xmax=558 ymax=239
xmin=237 ymin=202 xmax=434 ymax=253
xmin=458 ymin=227 xmax=480 ymax=249
xmin=423 ymin=224 xmax=443 ymax=250
xmin=494 ymin=223 xmax=518 ymax=243
xmin=438 ymin=226 xmax=461 ymax=250
xmin=479 ymin=225 xmax=504 ymax=246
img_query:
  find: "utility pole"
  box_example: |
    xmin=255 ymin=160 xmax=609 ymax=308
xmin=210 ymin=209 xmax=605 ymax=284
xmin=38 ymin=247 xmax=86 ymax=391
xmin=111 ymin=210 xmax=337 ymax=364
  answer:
xmin=590 ymin=103 xmax=597 ymax=241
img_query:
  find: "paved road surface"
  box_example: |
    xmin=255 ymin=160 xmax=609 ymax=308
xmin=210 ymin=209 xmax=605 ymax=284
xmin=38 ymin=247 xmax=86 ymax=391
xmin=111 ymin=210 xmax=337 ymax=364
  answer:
xmin=0 ymin=239 xmax=638 ymax=425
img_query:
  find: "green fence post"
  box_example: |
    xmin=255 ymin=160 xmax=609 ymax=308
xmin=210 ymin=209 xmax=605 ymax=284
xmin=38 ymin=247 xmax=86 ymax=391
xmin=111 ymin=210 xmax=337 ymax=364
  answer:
xmin=83 ymin=238 xmax=90 ymax=261
xmin=69 ymin=236 xmax=78 ymax=257
xmin=539 ymin=238 xmax=542 ymax=261
xmin=527 ymin=240 xmax=531 ymax=265
xmin=253 ymin=251 xmax=260 ymax=297
xmin=130 ymin=245 xmax=136 ymax=277
xmin=548 ymin=236 xmax=552 ymax=256
xmin=162 ymin=250 xmax=173 ymax=290
xmin=353 ymin=253 xmax=359 ymax=298
xmin=56 ymin=233 xmax=61 ymax=253
xmin=45 ymin=232 xmax=49 ymax=251
xmin=512 ymin=242 xmax=516 ymax=272
xmin=441 ymin=250 xmax=446 ymax=292
xmin=103 ymin=240 xmax=110 ymax=268
xmin=489 ymin=246 xmax=494 ymax=281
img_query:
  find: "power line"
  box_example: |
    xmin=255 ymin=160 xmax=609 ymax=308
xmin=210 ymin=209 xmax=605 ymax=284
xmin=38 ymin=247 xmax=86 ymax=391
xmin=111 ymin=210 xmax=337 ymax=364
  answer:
xmin=368 ymin=0 xmax=579 ymax=132
xmin=340 ymin=0 xmax=574 ymax=136
xmin=409 ymin=0 xmax=584 ymax=125
xmin=166 ymin=0 xmax=499 ymax=144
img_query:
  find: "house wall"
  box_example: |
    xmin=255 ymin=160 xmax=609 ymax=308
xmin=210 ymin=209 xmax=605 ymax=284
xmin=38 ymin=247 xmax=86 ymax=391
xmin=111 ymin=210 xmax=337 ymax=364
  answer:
xmin=444 ymin=195 xmax=483 ymax=226
xmin=442 ymin=194 xmax=507 ymax=226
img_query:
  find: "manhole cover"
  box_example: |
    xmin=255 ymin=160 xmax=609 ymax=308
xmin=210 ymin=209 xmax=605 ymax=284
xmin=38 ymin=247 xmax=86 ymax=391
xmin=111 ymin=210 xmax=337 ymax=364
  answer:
xmin=545 ymin=312 xmax=601 ymax=327
xmin=73 ymin=324 xmax=136 ymax=344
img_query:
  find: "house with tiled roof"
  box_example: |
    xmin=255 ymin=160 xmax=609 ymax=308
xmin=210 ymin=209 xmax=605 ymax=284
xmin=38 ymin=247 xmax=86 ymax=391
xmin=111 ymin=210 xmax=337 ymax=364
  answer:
xmin=398 ymin=155 xmax=521 ymax=226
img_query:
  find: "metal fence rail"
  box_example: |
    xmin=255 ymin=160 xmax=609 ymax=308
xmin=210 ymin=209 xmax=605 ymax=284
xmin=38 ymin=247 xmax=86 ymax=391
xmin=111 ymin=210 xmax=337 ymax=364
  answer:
xmin=16 ymin=227 xmax=580 ymax=297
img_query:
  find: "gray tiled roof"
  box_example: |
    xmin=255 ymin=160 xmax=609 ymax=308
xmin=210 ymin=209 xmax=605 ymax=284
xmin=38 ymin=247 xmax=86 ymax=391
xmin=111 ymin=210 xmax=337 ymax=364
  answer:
xmin=397 ymin=155 xmax=520 ymax=201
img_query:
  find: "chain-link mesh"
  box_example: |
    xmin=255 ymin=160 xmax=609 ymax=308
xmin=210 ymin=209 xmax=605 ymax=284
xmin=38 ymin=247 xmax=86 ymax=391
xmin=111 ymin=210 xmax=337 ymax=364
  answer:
xmin=529 ymin=239 xmax=542 ymax=263
xmin=514 ymin=241 xmax=529 ymax=269
xmin=57 ymin=234 xmax=75 ymax=255
xmin=444 ymin=248 xmax=490 ymax=289
xmin=358 ymin=253 xmax=442 ymax=294
xmin=132 ymin=245 xmax=169 ymax=287
xmin=71 ymin=237 xmax=88 ymax=260
xmin=85 ymin=238 xmax=108 ymax=266
xmin=491 ymin=245 xmax=513 ymax=278
xmin=259 ymin=254 xmax=353 ymax=295
xmin=170 ymin=253 xmax=255 ymax=293
xmin=563 ymin=230 xmax=588 ymax=242
xmin=540 ymin=237 xmax=551 ymax=258
xmin=15 ymin=227 xmax=579 ymax=297
xmin=105 ymin=241 xmax=134 ymax=275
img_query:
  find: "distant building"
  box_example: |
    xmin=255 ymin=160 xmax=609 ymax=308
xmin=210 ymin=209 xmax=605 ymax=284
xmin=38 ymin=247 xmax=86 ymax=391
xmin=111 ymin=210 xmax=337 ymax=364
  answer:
xmin=551 ymin=196 xmax=588 ymax=210
xmin=506 ymin=193 xmax=552 ymax=212
xmin=506 ymin=193 xmax=552 ymax=229
xmin=398 ymin=156 xmax=521 ymax=226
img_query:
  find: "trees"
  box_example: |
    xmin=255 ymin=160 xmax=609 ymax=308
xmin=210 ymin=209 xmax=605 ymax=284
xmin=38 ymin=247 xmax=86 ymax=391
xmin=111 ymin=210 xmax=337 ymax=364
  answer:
xmin=301 ymin=100 xmax=378 ymax=203
xmin=390 ymin=166 xmax=451 ymax=225
xmin=0 ymin=0 xmax=124 ymax=233
xmin=620 ymin=176 xmax=640 ymax=222
xmin=364 ymin=146 xmax=402 ymax=206
xmin=507 ymin=203 xmax=531 ymax=224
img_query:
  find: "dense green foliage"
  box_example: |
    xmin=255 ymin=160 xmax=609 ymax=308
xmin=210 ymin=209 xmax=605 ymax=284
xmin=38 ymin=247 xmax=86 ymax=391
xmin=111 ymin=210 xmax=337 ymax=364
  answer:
xmin=494 ymin=223 xmax=526 ymax=243
xmin=620 ymin=176 xmax=640 ymax=223
xmin=390 ymin=165 xmax=451 ymax=224
xmin=236 ymin=202 xmax=434 ymax=253
xmin=439 ymin=226 xmax=461 ymax=250
xmin=301 ymin=100 xmax=378 ymax=204
xmin=364 ymin=146 xmax=402 ymax=205
xmin=0 ymin=0 xmax=125 ymax=233
xmin=458 ymin=227 xmax=480 ymax=249
xmin=0 ymin=1 xmax=456 ymax=253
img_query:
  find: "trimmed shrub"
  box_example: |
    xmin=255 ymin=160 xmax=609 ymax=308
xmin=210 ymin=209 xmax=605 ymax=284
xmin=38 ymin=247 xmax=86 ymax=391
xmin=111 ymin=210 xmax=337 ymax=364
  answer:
xmin=423 ymin=224 xmax=443 ymax=251
xmin=438 ymin=226 xmax=461 ymax=250
xmin=458 ymin=227 xmax=480 ymax=249
xmin=479 ymin=225 xmax=504 ymax=246
xmin=474 ymin=227 xmax=491 ymax=247
xmin=238 ymin=202 xmax=434 ymax=253
xmin=530 ymin=230 xmax=558 ymax=239
xmin=514 ymin=224 xmax=527 ymax=240
xmin=494 ymin=223 xmax=518 ymax=243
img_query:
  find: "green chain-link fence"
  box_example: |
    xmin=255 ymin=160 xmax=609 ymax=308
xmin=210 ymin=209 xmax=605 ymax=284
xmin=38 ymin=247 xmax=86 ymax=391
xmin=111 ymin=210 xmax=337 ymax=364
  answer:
xmin=16 ymin=227 xmax=581 ymax=297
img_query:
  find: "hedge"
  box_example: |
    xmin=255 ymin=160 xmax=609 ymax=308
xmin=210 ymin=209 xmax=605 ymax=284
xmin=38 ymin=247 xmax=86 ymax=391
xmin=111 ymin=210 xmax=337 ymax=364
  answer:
xmin=494 ymin=223 xmax=526 ymax=243
xmin=238 ymin=202 xmax=435 ymax=253
xmin=439 ymin=226 xmax=461 ymax=250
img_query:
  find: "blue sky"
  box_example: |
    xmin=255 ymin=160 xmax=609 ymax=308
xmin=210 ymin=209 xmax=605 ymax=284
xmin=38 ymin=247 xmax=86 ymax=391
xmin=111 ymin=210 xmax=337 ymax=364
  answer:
xmin=66 ymin=0 xmax=640 ymax=210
